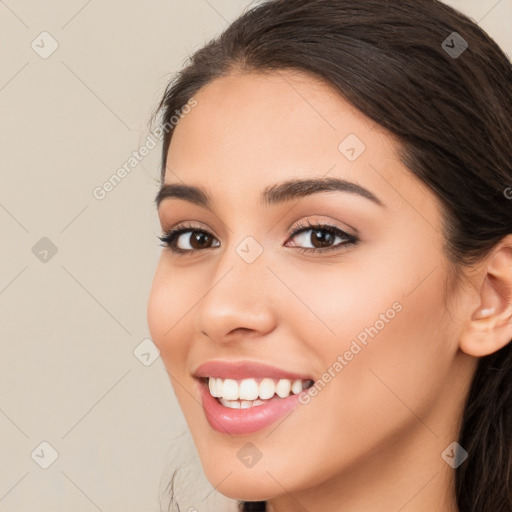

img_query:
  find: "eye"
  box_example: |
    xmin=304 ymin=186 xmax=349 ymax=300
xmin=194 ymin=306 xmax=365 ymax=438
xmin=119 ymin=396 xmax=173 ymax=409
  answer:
xmin=285 ymin=219 xmax=358 ymax=254
xmin=158 ymin=222 xmax=220 ymax=255
xmin=158 ymin=219 xmax=359 ymax=256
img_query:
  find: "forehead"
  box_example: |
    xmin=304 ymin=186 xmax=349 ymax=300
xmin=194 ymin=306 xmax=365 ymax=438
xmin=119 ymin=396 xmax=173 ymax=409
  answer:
xmin=167 ymin=70 xmax=387 ymax=168
xmin=162 ymin=70 xmax=437 ymax=223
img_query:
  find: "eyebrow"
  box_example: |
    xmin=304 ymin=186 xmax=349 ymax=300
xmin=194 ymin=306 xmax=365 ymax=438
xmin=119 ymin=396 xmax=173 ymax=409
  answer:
xmin=155 ymin=177 xmax=385 ymax=209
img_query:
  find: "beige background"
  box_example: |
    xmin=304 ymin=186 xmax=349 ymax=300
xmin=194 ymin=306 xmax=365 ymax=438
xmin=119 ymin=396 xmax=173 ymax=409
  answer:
xmin=1 ymin=1 xmax=511 ymax=511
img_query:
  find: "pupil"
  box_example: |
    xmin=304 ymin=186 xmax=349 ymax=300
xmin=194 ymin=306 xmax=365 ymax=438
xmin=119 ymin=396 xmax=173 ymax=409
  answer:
xmin=192 ymin=232 xmax=209 ymax=249
xmin=313 ymin=229 xmax=333 ymax=248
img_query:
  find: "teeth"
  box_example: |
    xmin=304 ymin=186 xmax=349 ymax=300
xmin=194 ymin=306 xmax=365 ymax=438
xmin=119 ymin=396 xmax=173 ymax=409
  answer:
xmin=276 ymin=379 xmax=291 ymax=398
xmin=239 ymin=378 xmax=259 ymax=400
xmin=219 ymin=398 xmax=265 ymax=409
xmin=222 ymin=379 xmax=239 ymax=400
xmin=291 ymin=379 xmax=303 ymax=394
xmin=259 ymin=378 xmax=275 ymax=400
xmin=208 ymin=376 xmax=311 ymax=402
xmin=208 ymin=377 xmax=222 ymax=398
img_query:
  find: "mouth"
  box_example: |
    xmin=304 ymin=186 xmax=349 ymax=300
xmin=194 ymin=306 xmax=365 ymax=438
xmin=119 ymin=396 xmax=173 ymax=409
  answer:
xmin=193 ymin=360 xmax=315 ymax=435
xmin=202 ymin=376 xmax=314 ymax=409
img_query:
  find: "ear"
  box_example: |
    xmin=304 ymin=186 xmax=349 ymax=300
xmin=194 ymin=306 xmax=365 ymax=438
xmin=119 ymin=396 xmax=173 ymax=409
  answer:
xmin=459 ymin=235 xmax=512 ymax=357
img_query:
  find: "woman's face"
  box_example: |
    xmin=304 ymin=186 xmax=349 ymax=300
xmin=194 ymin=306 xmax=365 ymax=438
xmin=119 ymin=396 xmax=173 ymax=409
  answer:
xmin=147 ymin=70 xmax=475 ymax=504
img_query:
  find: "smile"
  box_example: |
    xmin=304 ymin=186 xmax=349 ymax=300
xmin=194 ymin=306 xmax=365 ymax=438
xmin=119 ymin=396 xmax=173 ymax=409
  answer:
xmin=208 ymin=377 xmax=313 ymax=408
xmin=194 ymin=361 xmax=315 ymax=435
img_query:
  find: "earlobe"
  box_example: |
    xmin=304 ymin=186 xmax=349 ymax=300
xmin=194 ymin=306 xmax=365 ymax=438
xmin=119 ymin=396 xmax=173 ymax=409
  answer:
xmin=459 ymin=238 xmax=512 ymax=358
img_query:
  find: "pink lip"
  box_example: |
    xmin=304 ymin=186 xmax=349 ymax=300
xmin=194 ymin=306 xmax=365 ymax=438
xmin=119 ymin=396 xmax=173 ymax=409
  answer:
xmin=193 ymin=360 xmax=313 ymax=381
xmin=193 ymin=360 xmax=313 ymax=435
xmin=197 ymin=379 xmax=306 ymax=435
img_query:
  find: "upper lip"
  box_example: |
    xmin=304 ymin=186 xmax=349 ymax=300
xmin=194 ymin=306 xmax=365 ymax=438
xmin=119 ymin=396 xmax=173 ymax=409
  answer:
xmin=193 ymin=360 xmax=314 ymax=381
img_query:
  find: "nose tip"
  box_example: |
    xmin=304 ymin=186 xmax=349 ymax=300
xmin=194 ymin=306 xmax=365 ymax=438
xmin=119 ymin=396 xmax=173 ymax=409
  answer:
xmin=193 ymin=262 xmax=278 ymax=344
xmin=196 ymin=293 xmax=277 ymax=344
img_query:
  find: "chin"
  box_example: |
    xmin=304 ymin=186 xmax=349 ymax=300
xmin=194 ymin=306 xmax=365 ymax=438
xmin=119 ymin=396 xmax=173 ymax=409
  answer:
xmin=204 ymin=473 xmax=275 ymax=502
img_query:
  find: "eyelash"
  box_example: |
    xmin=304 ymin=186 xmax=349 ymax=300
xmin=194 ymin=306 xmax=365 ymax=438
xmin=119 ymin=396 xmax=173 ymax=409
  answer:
xmin=157 ymin=219 xmax=359 ymax=256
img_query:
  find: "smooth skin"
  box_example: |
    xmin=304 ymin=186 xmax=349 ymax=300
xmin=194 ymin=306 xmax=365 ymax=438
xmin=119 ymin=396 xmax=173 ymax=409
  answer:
xmin=147 ymin=70 xmax=512 ymax=511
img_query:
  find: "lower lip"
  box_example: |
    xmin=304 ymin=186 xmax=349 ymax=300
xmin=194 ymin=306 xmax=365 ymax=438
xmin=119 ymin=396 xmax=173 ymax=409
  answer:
xmin=197 ymin=379 xmax=305 ymax=435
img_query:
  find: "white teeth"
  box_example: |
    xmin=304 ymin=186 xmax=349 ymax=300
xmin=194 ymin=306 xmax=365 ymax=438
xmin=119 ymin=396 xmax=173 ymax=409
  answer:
xmin=208 ymin=377 xmax=222 ymax=398
xmin=208 ymin=376 xmax=311 ymax=402
xmin=275 ymin=379 xmax=291 ymax=398
xmin=239 ymin=378 xmax=259 ymax=400
xmin=219 ymin=397 xmax=240 ymax=409
xmin=219 ymin=397 xmax=265 ymax=409
xmin=291 ymin=379 xmax=303 ymax=394
xmin=259 ymin=378 xmax=276 ymax=400
xmin=221 ymin=379 xmax=239 ymax=400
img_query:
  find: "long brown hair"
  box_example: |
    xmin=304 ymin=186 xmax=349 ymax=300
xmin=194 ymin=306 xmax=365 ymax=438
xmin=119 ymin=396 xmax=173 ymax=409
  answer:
xmin=153 ymin=1 xmax=512 ymax=510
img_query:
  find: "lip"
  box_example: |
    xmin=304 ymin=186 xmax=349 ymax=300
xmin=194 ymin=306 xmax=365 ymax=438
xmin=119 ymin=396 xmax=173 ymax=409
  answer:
xmin=197 ymin=378 xmax=306 ymax=435
xmin=193 ymin=359 xmax=313 ymax=381
xmin=193 ymin=359 xmax=313 ymax=435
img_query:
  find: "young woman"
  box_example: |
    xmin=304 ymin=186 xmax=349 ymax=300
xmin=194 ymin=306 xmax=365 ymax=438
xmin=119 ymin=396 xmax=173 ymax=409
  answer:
xmin=147 ymin=1 xmax=512 ymax=510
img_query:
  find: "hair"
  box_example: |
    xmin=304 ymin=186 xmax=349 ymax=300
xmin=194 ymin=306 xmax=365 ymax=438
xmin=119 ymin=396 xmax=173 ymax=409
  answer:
xmin=152 ymin=1 xmax=512 ymax=510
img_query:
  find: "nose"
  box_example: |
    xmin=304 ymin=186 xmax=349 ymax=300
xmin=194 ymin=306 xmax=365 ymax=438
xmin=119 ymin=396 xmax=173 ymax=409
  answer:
xmin=193 ymin=248 xmax=278 ymax=344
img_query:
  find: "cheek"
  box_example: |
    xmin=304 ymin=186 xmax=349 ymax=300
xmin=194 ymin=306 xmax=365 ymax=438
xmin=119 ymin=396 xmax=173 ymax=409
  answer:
xmin=308 ymin=255 xmax=453 ymax=417
xmin=252 ymin=251 xmax=454 ymax=479
xmin=147 ymin=261 xmax=195 ymax=369
xmin=147 ymin=263 xmax=204 ymax=426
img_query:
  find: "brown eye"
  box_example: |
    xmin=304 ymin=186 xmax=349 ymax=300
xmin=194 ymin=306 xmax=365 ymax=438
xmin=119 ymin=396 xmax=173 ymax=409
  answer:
xmin=158 ymin=227 xmax=220 ymax=254
xmin=309 ymin=229 xmax=336 ymax=248
xmin=187 ymin=231 xmax=215 ymax=250
xmin=288 ymin=224 xmax=357 ymax=253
